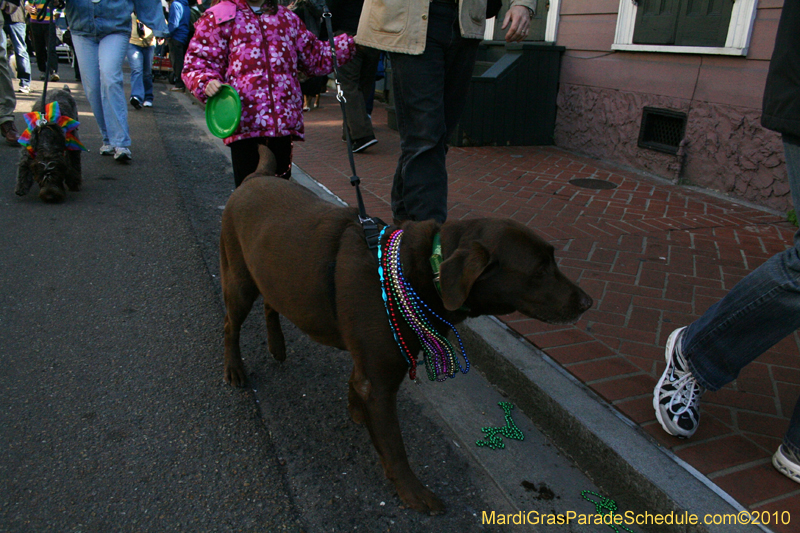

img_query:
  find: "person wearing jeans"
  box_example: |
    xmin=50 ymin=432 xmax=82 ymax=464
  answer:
xmin=127 ymin=14 xmax=155 ymax=108
xmin=654 ymin=0 xmax=800 ymax=484
xmin=65 ymin=0 xmax=167 ymax=162
xmin=356 ymin=0 xmax=535 ymax=224
xmin=3 ymin=1 xmax=31 ymax=92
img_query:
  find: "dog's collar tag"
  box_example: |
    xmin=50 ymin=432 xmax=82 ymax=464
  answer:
xmin=429 ymin=233 xmax=470 ymax=313
xmin=429 ymin=233 xmax=444 ymax=290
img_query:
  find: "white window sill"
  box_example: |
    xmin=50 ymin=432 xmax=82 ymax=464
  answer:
xmin=611 ymin=43 xmax=748 ymax=56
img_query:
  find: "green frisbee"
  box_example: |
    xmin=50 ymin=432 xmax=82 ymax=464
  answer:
xmin=205 ymin=84 xmax=242 ymax=138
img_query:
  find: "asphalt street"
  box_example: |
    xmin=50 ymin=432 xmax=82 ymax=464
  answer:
xmin=1 ymin=78 xmax=611 ymax=533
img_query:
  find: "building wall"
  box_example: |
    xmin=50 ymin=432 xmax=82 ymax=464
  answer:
xmin=552 ymin=0 xmax=790 ymax=212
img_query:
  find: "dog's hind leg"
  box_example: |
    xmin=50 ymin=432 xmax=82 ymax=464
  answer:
xmin=220 ymin=237 xmax=259 ymax=387
xmin=15 ymin=157 xmax=34 ymax=196
xmin=264 ymin=305 xmax=286 ymax=361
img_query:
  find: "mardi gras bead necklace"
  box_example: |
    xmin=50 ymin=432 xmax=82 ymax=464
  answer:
xmin=377 ymin=227 xmax=469 ymax=382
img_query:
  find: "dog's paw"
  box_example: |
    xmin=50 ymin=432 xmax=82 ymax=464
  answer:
xmin=398 ymin=485 xmax=446 ymax=515
xmin=224 ymin=363 xmax=248 ymax=388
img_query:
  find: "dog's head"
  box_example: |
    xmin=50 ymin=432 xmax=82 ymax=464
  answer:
xmin=438 ymin=219 xmax=592 ymax=324
xmin=26 ymin=124 xmax=70 ymax=203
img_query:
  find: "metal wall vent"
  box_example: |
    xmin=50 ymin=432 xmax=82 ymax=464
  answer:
xmin=638 ymin=107 xmax=687 ymax=155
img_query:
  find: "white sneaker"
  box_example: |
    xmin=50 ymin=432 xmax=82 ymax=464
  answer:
xmin=18 ymin=85 xmax=31 ymax=94
xmin=773 ymin=445 xmax=800 ymax=484
xmin=114 ymin=147 xmax=132 ymax=162
xmin=99 ymin=144 xmax=115 ymax=156
xmin=143 ymin=100 xmax=153 ymax=108
xmin=653 ymin=327 xmax=705 ymax=438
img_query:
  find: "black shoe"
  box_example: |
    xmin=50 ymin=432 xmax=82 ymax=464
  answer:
xmin=351 ymin=136 xmax=377 ymax=153
xmin=130 ymin=96 xmax=142 ymax=109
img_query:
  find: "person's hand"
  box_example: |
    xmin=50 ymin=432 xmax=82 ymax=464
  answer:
xmin=24 ymin=3 xmax=37 ymax=15
xmin=205 ymin=79 xmax=223 ymax=98
xmin=502 ymin=5 xmax=532 ymax=42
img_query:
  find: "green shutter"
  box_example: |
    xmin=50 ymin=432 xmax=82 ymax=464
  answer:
xmin=674 ymin=0 xmax=734 ymax=47
xmin=632 ymin=0 xmax=681 ymax=45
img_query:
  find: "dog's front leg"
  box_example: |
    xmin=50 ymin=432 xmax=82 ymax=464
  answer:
xmin=353 ymin=359 xmax=445 ymax=514
xmin=15 ymin=158 xmax=34 ymax=196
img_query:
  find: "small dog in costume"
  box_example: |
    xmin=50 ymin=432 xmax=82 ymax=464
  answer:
xmin=15 ymin=87 xmax=86 ymax=203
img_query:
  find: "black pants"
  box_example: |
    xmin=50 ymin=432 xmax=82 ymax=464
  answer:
xmin=30 ymin=22 xmax=58 ymax=75
xmin=229 ymin=136 xmax=293 ymax=187
xmin=169 ymin=38 xmax=187 ymax=88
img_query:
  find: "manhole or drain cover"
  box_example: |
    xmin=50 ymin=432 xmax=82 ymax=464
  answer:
xmin=569 ymin=178 xmax=618 ymax=190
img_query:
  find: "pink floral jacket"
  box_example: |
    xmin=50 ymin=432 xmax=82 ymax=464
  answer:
xmin=182 ymin=0 xmax=355 ymax=145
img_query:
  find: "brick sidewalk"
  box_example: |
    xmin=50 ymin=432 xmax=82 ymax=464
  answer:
xmin=293 ymin=94 xmax=800 ymax=527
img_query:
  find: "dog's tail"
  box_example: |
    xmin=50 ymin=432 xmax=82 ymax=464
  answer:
xmin=242 ymin=144 xmax=277 ymax=183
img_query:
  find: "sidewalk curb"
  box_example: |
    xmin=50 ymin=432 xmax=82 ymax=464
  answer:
xmin=290 ymin=163 xmax=766 ymax=533
xmin=461 ymin=315 xmax=763 ymax=533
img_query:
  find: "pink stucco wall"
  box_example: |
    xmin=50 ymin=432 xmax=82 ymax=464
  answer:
xmin=554 ymin=83 xmax=789 ymax=212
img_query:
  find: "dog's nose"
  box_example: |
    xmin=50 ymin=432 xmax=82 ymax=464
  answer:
xmin=578 ymin=292 xmax=593 ymax=312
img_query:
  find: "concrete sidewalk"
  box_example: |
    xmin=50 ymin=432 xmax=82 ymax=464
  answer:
xmin=292 ymin=93 xmax=800 ymax=532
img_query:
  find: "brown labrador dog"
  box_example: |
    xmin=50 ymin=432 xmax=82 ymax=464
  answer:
xmin=220 ymin=156 xmax=592 ymax=514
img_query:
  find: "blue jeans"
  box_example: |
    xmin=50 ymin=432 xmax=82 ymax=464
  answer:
xmin=127 ymin=43 xmax=154 ymax=103
xmin=388 ymin=1 xmax=479 ymax=223
xmin=683 ymin=136 xmax=800 ymax=453
xmin=4 ymin=21 xmax=31 ymax=87
xmin=71 ymin=32 xmax=131 ymax=148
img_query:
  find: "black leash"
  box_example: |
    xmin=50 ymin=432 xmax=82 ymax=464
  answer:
xmin=321 ymin=4 xmax=384 ymax=260
xmin=35 ymin=0 xmax=60 ymax=111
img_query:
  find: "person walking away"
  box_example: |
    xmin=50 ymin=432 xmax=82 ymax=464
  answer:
xmin=3 ymin=0 xmax=31 ymax=93
xmin=167 ymin=0 xmax=190 ymax=92
xmin=24 ymin=0 xmax=60 ymax=81
xmin=356 ymin=0 xmax=535 ymax=223
xmin=127 ymin=14 xmax=156 ymax=108
xmin=290 ymin=0 xmax=327 ymax=112
xmin=65 ymin=0 xmax=169 ymax=162
xmin=0 ymin=0 xmax=20 ymax=145
xmin=182 ymin=0 xmax=355 ymax=186
xmin=329 ymin=0 xmax=379 ymax=153
xmin=652 ymin=0 xmax=800 ymax=484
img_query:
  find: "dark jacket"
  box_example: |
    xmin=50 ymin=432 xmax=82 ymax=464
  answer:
xmin=328 ymin=0 xmax=363 ymax=35
xmin=168 ymin=0 xmax=191 ymax=44
xmin=761 ymin=0 xmax=800 ymax=139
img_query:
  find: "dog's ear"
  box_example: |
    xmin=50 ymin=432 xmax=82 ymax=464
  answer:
xmin=439 ymin=242 xmax=490 ymax=311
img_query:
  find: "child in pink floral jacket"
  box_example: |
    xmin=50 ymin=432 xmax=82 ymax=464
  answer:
xmin=182 ymin=0 xmax=355 ymax=186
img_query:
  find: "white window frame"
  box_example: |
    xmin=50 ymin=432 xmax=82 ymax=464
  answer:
xmin=611 ymin=0 xmax=759 ymax=56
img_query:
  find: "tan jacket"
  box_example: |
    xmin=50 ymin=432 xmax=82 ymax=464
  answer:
xmin=355 ymin=0 xmax=535 ymax=55
xmin=130 ymin=14 xmax=155 ymax=47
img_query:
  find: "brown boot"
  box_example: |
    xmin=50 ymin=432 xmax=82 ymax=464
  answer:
xmin=1 ymin=121 xmax=20 ymax=147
